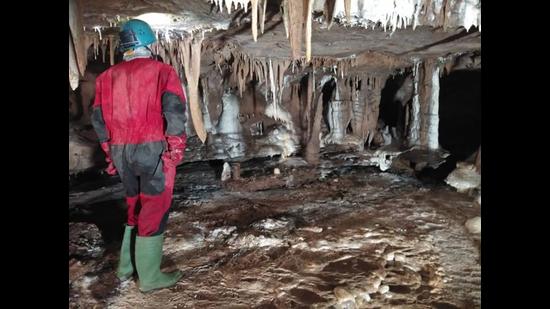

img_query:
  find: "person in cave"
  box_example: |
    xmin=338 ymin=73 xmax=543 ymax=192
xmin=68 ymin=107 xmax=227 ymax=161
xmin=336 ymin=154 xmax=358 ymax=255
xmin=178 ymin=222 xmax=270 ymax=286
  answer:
xmin=91 ymin=19 xmax=187 ymax=293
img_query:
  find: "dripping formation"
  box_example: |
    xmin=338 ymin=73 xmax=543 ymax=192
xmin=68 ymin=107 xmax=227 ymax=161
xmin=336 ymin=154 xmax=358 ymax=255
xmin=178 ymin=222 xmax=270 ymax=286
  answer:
xmin=70 ymin=0 xmax=480 ymax=172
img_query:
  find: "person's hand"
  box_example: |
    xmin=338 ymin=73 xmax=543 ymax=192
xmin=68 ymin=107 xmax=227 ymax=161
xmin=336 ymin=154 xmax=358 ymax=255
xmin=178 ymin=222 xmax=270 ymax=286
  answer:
xmin=105 ymin=161 xmax=117 ymax=175
xmin=163 ymin=135 xmax=186 ymax=168
xmin=100 ymin=142 xmax=117 ymax=175
xmin=162 ymin=149 xmax=183 ymax=168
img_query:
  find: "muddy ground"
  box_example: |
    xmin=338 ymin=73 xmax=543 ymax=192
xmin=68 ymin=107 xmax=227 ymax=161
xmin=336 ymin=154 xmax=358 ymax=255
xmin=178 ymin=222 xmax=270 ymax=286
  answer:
xmin=69 ymin=154 xmax=480 ymax=309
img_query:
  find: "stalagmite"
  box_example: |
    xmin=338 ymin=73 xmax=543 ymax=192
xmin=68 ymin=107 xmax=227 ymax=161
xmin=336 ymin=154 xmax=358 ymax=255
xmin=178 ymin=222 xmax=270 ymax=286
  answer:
xmin=216 ymin=89 xmax=242 ymax=135
xmin=324 ymin=77 xmax=354 ymax=144
xmin=305 ymin=92 xmax=323 ymax=165
xmin=221 ymin=162 xmax=232 ymax=181
xmin=181 ymin=36 xmax=207 ymax=143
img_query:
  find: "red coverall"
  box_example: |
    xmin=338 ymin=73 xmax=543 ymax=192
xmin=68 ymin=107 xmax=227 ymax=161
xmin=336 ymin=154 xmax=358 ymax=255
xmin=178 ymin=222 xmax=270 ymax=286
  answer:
xmin=91 ymin=58 xmax=187 ymax=237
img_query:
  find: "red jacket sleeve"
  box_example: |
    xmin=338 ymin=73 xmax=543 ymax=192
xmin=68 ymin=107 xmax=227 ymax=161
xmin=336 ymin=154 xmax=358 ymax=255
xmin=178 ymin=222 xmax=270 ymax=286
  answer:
xmin=161 ymin=67 xmax=187 ymax=156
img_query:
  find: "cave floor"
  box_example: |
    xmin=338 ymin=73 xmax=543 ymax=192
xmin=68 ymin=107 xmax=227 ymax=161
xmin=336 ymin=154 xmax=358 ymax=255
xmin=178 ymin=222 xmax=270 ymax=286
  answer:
xmin=69 ymin=156 xmax=480 ymax=309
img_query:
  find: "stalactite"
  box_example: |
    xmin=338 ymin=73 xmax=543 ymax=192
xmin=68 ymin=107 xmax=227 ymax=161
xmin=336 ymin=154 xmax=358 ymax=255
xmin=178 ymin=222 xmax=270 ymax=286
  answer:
xmin=210 ymin=0 xmax=301 ymax=42
xmin=277 ymin=60 xmax=291 ymax=102
xmin=404 ymin=102 xmax=410 ymax=135
xmin=260 ymin=0 xmax=267 ymax=34
xmin=305 ymin=0 xmax=314 ymax=63
xmin=325 ymin=0 xmax=479 ymax=33
xmin=418 ymin=60 xmax=430 ymax=147
xmin=289 ymin=83 xmax=301 ymax=136
xmin=301 ymin=72 xmax=314 ymax=145
xmin=406 ymin=58 xmax=443 ymax=150
xmin=225 ymin=0 xmax=232 ymax=14
xmin=268 ymin=58 xmax=277 ymax=105
xmin=168 ymin=41 xmax=175 ymax=66
xmin=444 ymin=56 xmax=454 ymax=76
xmin=152 ymin=40 xmax=158 ymax=55
xmin=427 ymin=61 xmax=441 ymax=150
xmin=408 ymin=59 xmax=422 ymax=147
xmin=287 ymin=0 xmax=304 ymax=60
xmin=69 ymin=0 xmax=86 ymax=76
xmin=260 ymin=58 xmax=293 ymax=130
xmin=180 ymin=36 xmax=207 ymax=143
xmin=211 ymin=0 xmax=252 ymax=14
xmin=84 ymin=34 xmax=93 ymax=61
xmin=101 ymin=40 xmax=107 ymax=63
xmin=358 ymin=83 xmax=370 ymax=148
xmin=251 ymin=0 xmax=258 ymax=41
xmin=200 ymin=77 xmax=216 ymax=134
xmin=282 ymin=0 xmax=290 ymax=39
xmin=213 ymin=44 xmax=413 ymax=149
xmin=351 ymin=76 xmax=365 ymax=141
xmin=344 ymin=0 xmax=352 ymax=23
xmin=69 ymin=33 xmax=80 ymax=91
xmin=474 ymin=146 xmax=481 ymax=172
xmin=361 ymin=74 xmax=386 ymax=148
xmin=108 ymin=35 xmax=115 ymax=66
xmin=408 ymin=58 xmax=443 ymax=150
xmin=263 ymin=60 xmax=269 ymax=101
xmin=93 ymin=36 xmax=99 ymax=60
xmin=324 ymin=0 xmax=336 ymax=29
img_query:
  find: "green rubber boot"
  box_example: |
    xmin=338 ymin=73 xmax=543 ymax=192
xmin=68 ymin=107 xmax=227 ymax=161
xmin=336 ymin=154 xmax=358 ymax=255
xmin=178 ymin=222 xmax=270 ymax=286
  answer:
xmin=135 ymin=234 xmax=183 ymax=293
xmin=116 ymin=225 xmax=135 ymax=281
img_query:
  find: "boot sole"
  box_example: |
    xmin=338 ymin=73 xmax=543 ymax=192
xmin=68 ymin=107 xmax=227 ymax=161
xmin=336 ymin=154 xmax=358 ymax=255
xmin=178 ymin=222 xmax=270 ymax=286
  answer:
xmin=117 ymin=273 xmax=134 ymax=282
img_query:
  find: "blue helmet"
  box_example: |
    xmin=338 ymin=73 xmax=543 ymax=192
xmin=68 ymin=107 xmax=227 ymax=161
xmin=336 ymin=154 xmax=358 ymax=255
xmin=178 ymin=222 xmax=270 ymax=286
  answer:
xmin=119 ymin=19 xmax=156 ymax=52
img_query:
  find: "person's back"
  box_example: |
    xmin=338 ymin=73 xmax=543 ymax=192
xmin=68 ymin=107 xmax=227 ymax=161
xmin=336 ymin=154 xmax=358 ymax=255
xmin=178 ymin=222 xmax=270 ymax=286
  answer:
xmin=96 ymin=58 xmax=185 ymax=144
xmin=91 ymin=19 xmax=188 ymax=293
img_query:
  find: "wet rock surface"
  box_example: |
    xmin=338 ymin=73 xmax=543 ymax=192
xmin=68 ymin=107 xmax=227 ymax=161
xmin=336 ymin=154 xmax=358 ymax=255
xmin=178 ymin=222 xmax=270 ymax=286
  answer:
xmin=69 ymin=222 xmax=104 ymax=258
xmin=69 ymin=156 xmax=480 ymax=308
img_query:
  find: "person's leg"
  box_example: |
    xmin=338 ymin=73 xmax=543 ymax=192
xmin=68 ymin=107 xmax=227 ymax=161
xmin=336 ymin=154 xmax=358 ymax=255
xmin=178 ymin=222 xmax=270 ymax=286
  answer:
xmin=133 ymin=143 xmax=182 ymax=292
xmin=111 ymin=145 xmax=140 ymax=280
